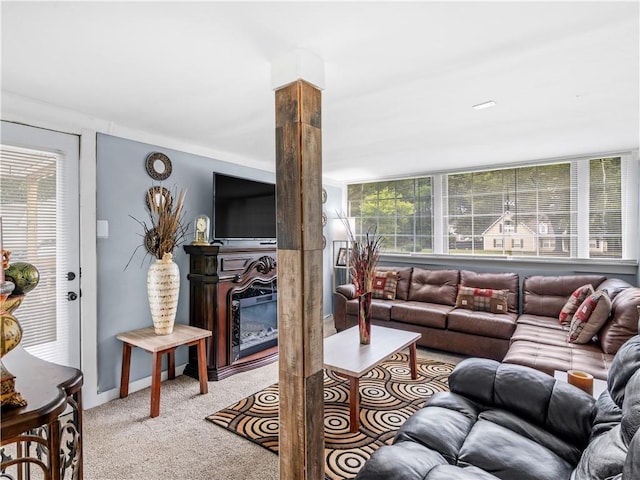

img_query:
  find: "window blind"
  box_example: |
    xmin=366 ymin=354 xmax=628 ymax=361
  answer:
xmin=346 ymin=153 xmax=635 ymax=261
xmin=0 ymin=144 xmax=68 ymax=359
xmin=445 ymin=163 xmax=576 ymax=257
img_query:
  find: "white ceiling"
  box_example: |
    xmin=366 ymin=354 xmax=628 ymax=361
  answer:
xmin=1 ymin=1 xmax=638 ymax=183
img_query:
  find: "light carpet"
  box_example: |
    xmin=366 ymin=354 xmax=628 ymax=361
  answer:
xmin=207 ymin=353 xmax=455 ymax=480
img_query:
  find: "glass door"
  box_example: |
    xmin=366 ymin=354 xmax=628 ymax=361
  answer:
xmin=0 ymin=121 xmax=81 ymax=368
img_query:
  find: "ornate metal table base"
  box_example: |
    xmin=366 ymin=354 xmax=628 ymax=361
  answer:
xmin=1 ymin=348 xmax=83 ymax=480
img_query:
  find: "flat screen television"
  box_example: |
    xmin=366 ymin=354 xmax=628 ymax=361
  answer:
xmin=213 ymin=172 xmax=277 ymax=241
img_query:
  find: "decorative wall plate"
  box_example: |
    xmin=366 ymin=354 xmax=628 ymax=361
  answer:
xmin=145 ymin=186 xmax=173 ymax=211
xmin=321 ymin=188 xmax=327 ymax=204
xmin=321 ymin=211 xmax=327 ymax=227
xmin=145 ymin=152 xmax=172 ymax=181
xmin=322 ymin=235 xmax=327 ymax=249
xmin=144 ymin=228 xmax=159 ymax=255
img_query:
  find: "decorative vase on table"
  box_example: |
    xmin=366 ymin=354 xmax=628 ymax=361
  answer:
xmin=358 ymin=291 xmax=373 ymax=345
xmin=147 ymin=252 xmax=180 ymax=335
xmin=340 ymin=216 xmax=384 ymax=346
xmin=128 ymin=186 xmax=188 ymax=336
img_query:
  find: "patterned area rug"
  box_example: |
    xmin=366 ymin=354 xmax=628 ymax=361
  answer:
xmin=206 ymin=353 xmax=454 ymax=479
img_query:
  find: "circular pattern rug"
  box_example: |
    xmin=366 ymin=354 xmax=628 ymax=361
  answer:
xmin=206 ymin=353 xmax=454 ymax=479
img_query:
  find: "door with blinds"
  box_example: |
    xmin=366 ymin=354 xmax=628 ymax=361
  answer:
xmin=0 ymin=121 xmax=80 ymax=369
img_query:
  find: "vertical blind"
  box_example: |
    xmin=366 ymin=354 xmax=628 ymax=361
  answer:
xmin=0 ymin=144 xmax=69 ymax=360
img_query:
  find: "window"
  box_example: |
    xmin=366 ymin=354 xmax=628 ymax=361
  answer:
xmin=346 ymin=154 xmax=636 ymax=261
xmin=445 ymin=163 xmax=573 ymax=257
xmin=1 ymin=145 xmax=59 ymax=349
xmin=347 ymin=177 xmax=432 ymax=253
xmin=589 ymin=158 xmax=622 ymax=258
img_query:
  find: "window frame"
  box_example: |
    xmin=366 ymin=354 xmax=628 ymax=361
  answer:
xmin=347 ymin=151 xmax=638 ymax=263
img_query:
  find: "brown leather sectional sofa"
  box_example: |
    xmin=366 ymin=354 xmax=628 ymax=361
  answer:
xmin=333 ymin=267 xmax=640 ymax=379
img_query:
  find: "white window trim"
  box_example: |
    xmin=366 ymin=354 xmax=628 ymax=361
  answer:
xmin=576 ymin=159 xmax=590 ymax=258
xmin=621 ymin=151 xmax=639 ymax=260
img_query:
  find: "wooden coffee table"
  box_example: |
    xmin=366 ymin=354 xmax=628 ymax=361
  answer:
xmin=323 ymin=325 xmax=422 ymax=432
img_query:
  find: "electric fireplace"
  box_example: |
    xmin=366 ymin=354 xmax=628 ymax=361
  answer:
xmin=231 ymin=283 xmax=278 ymax=361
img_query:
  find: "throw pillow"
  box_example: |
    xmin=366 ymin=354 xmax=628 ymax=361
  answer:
xmin=559 ymin=284 xmax=595 ymax=325
xmin=455 ymin=286 xmax=509 ymax=314
xmin=372 ymin=271 xmax=398 ymax=300
xmin=568 ymin=290 xmax=612 ymax=344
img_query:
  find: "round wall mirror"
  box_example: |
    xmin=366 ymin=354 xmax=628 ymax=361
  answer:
xmin=145 ymin=152 xmax=172 ymax=181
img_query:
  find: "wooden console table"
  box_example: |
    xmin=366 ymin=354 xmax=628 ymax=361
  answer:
xmin=117 ymin=324 xmax=211 ymax=418
xmin=183 ymin=245 xmax=278 ymax=380
xmin=1 ymin=346 xmax=83 ymax=480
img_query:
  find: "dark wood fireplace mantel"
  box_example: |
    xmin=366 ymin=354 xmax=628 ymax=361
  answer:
xmin=183 ymin=244 xmax=278 ymax=380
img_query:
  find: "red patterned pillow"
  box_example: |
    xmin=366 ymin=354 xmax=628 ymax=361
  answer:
xmin=568 ymin=290 xmax=612 ymax=344
xmin=559 ymin=284 xmax=594 ymax=325
xmin=455 ymin=286 xmax=509 ymax=314
xmin=372 ymin=271 xmax=398 ymax=300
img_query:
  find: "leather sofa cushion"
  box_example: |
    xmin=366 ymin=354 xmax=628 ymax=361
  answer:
xmin=503 ymin=339 xmax=612 ymax=379
xmin=517 ymin=314 xmax=567 ymax=331
xmin=599 ymin=287 xmax=640 ymax=354
xmin=447 ymin=359 xmax=595 ymax=448
xmin=598 ymin=278 xmax=633 ymax=301
xmin=408 ymin=268 xmax=459 ymax=306
xmin=425 ymin=465 xmax=501 ymax=480
xmin=607 ymin=336 xmax=640 ymax=408
xmin=376 ymin=266 xmax=413 ymax=300
xmin=391 ymin=301 xmax=453 ymax=329
xmin=625 ymin=429 xmax=640 ymax=479
xmin=572 ymin=424 xmax=627 ymax=480
xmin=354 ymin=441 xmax=448 ymax=480
xmin=459 ymin=419 xmax=575 ymax=480
xmin=511 ymin=322 xmax=572 ymax=347
xmin=345 ymin=298 xmax=396 ymax=321
xmin=522 ymin=275 xmax=606 ymax=318
xmin=447 ymin=309 xmax=517 ymax=340
xmin=460 ymin=270 xmax=519 ymax=313
xmin=395 ymin=398 xmax=479 ymax=463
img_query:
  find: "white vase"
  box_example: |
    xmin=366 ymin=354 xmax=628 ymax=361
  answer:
xmin=147 ymin=253 xmax=180 ymax=335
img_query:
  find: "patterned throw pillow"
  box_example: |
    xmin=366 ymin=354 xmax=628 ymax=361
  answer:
xmin=559 ymin=284 xmax=595 ymax=325
xmin=372 ymin=271 xmax=398 ymax=300
xmin=568 ymin=290 xmax=612 ymax=344
xmin=455 ymin=286 xmax=509 ymax=314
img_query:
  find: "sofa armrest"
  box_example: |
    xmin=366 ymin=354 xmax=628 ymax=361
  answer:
xmin=448 ymin=358 xmax=595 ymax=448
xmin=335 ymin=283 xmax=356 ymax=299
xmin=333 ymin=284 xmax=356 ymax=332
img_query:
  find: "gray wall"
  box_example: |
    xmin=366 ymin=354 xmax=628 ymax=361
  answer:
xmin=96 ymin=133 xmax=341 ymax=392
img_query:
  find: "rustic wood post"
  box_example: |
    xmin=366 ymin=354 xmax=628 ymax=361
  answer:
xmin=275 ymin=79 xmax=324 ymax=480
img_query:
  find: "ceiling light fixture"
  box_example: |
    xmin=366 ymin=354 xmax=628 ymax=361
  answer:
xmin=472 ymin=100 xmax=496 ymax=110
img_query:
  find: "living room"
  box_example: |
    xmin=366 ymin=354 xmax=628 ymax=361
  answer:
xmin=1 ymin=2 xmax=639 ymax=479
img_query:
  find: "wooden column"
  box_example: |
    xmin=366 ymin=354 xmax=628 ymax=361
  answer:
xmin=275 ymin=79 xmax=324 ymax=480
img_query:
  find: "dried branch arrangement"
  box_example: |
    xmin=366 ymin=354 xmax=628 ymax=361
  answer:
xmin=126 ymin=186 xmax=189 ymax=269
xmin=340 ymin=216 xmax=383 ymax=296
